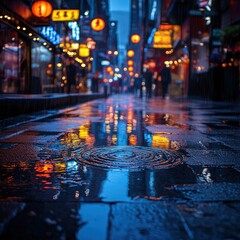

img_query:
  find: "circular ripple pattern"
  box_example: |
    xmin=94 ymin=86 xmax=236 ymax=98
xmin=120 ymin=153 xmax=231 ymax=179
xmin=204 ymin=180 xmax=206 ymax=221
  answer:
xmin=77 ymin=146 xmax=183 ymax=170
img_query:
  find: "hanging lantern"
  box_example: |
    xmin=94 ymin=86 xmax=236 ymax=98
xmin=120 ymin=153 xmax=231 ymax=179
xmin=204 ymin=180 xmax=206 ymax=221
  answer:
xmin=32 ymin=0 xmax=53 ymax=18
xmin=128 ymin=66 xmax=134 ymax=72
xmin=127 ymin=50 xmax=135 ymax=57
xmin=131 ymin=34 xmax=141 ymax=44
xmin=128 ymin=60 xmax=134 ymax=66
xmin=91 ymin=18 xmax=105 ymax=31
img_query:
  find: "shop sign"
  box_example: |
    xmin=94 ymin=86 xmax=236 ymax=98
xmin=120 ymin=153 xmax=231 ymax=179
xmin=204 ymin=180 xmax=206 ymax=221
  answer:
xmin=79 ymin=44 xmax=90 ymax=57
xmin=153 ymin=24 xmax=173 ymax=49
xmin=40 ymin=26 xmax=60 ymax=44
xmin=51 ymin=9 xmax=80 ymax=22
xmin=153 ymin=24 xmax=180 ymax=49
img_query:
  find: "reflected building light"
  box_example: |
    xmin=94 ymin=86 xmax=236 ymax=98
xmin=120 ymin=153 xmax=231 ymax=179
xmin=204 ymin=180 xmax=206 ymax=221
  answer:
xmin=105 ymin=113 xmax=110 ymax=124
xmin=54 ymin=162 xmax=67 ymax=172
xmin=75 ymin=191 xmax=79 ymax=199
xmin=132 ymin=119 xmax=137 ymax=130
xmin=67 ymin=160 xmax=79 ymax=171
xmin=163 ymin=113 xmax=170 ymax=121
xmin=85 ymin=188 xmax=90 ymax=196
xmin=112 ymin=134 xmax=117 ymax=145
xmin=127 ymin=123 xmax=132 ymax=134
xmin=127 ymin=109 xmax=133 ymax=122
xmin=34 ymin=161 xmax=54 ymax=176
xmin=145 ymin=114 xmax=149 ymax=122
xmin=170 ymin=141 xmax=181 ymax=150
xmin=83 ymin=166 xmax=87 ymax=173
xmin=53 ymin=191 xmax=60 ymax=200
xmin=67 ymin=132 xmax=81 ymax=145
xmin=86 ymin=134 xmax=95 ymax=147
xmin=79 ymin=125 xmax=89 ymax=139
xmin=109 ymin=113 xmax=114 ymax=123
xmin=144 ymin=132 xmax=152 ymax=146
xmin=202 ymin=168 xmax=213 ymax=183
xmin=114 ymin=112 xmax=118 ymax=120
xmin=106 ymin=124 xmax=111 ymax=133
xmin=150 ymin=0 xmax=157 ymax=20
xmin=114 ymin=122 xmax=118 ymax=132
xmin=129 ymin=134 xmax=137 ymax=146
xmin=152 ymin=134 xmax=170 ymax=149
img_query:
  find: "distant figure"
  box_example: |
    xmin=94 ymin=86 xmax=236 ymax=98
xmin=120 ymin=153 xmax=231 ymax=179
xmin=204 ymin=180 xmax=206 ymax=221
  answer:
xmin=143 ymin=68 xmax=153 ymax=98
xmin=134 ymin=75 xmax=142 ymax=97
xmin=66 ymin=59 xmax=77 ymax=94
xmin=159 ymin=65 xmax=171 ymax=99
xmin=118 ymin=77 xmax=123 ymax=93
xmin=91 ymin=72 xmax=99 ymax=93
xmin=154 ymin=73 xmax=162 ymax=97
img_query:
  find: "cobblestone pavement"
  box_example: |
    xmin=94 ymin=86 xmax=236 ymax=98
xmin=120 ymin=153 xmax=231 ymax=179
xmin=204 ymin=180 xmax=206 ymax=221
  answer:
xmin=0 ymin=94 xmax=240 ymax=240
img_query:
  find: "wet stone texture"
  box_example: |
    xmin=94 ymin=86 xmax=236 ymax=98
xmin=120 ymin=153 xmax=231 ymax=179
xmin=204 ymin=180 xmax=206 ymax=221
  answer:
xmin=0 ymin=95 xmax=240 ymax=239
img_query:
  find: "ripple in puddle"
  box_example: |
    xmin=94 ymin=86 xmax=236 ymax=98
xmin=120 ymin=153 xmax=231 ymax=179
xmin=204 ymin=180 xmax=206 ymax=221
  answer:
xmin=77 ymin=146 xmax=183 ymax=170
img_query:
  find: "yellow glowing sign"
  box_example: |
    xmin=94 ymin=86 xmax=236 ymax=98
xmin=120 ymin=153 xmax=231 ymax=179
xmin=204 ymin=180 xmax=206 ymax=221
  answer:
xmin=91 ymin=18 xmax=105 ymax=31
xmin=153 ymin=30 xmax=172 ymax=48
xmin=52 ymin=9 xmax=80 ymax=21
xmin=152 ymin=135 xmax=170 ymax=149
xmin=153 ymin=24 xmax=181 ymax=49
xmin=79 ymin=44 xmax=90 ymax=57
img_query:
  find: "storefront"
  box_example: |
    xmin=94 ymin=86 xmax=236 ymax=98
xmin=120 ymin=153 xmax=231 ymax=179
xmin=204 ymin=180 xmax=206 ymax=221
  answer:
xmin=0 ymin=2 xmax=57 ymax=94
xmin=0 ymin=22 xmax=30 ymax=93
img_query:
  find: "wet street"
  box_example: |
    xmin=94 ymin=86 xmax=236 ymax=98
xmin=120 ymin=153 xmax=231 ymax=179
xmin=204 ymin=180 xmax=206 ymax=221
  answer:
xmin=0 ymin=94 xmax=240 ymax=240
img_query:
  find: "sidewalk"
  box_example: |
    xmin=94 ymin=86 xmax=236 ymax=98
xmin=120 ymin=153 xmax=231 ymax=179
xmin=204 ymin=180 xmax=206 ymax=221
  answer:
xmin=0 ymin=93 xmax=105 ymax=119
xmin=0 ymin=94 xmax=240 ymax=239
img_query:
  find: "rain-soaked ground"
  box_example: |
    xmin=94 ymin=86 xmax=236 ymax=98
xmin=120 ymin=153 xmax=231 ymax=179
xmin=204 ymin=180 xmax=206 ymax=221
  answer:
xmin=0 ymin=94 xmax=240 ymax=240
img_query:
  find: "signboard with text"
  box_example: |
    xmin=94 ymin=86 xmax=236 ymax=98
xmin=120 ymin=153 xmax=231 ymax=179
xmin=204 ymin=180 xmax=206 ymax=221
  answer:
xmin=153 ymin=24 xmax=180 ymax=49
xmin=51 ymin=9 xmax=79 ymax=22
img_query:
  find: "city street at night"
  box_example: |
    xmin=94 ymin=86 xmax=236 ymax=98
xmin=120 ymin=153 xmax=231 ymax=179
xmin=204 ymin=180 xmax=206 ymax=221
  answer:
xmin=0 ymin=94 xmax=240 ymax=239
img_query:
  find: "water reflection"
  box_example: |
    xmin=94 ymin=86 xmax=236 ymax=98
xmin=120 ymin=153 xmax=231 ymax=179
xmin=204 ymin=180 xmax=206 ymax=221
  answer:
xmin=0 ymin=96 xmax=190 ymax=203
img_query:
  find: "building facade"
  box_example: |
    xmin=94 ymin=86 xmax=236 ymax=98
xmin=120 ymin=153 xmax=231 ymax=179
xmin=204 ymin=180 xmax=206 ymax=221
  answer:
xmin=0 ymin=0 xmax=112 ymax=94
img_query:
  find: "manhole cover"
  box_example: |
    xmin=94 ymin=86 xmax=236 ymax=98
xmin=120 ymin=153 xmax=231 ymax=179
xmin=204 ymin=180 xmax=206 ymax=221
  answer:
xmin=77 ymin=146 xmax=183 ymax=170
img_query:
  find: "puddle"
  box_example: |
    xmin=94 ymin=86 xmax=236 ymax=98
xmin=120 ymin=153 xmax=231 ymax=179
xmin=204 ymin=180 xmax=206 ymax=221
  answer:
xmin=1 ymin=96 xmax=239 ymax=204
xmin=76 ymin=146 xmax=183 ymax=170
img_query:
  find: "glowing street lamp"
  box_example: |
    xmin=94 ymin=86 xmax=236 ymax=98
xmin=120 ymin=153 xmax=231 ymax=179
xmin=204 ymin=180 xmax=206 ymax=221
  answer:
xmin=131 ymin=34 xmax=141 ymax=44
xmin=128 ymin=60 xmax=134 ymax=66
xmin=127 ymin=50 xmax=135 ymax=57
